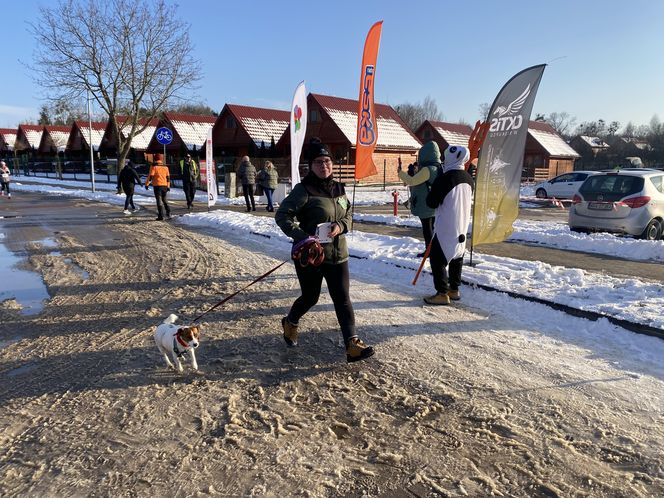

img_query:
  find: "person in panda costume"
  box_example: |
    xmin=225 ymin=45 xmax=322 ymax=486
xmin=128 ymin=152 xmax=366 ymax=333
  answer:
xmin=424 ymin=145 xmax=474 ymax=305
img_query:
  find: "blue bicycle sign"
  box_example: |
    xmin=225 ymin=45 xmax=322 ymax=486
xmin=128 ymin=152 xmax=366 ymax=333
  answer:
xmin=155 ymin=127 xmax=173 ymax=145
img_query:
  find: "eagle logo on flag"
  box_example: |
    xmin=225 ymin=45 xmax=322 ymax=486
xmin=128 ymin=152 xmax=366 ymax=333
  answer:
xmin=493 ymin=84 xmax=531 ymax=118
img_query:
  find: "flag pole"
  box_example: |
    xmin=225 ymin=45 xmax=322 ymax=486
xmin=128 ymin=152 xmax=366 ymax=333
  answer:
xmin=87 ymin=88 xmax=96 ymax=193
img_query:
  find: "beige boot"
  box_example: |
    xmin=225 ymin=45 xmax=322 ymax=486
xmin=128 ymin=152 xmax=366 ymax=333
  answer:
xmin=423 ymin=292 xmax=451 ymax=305
xmin=346 ymin=337 xmax=375 ymax=363
xmin=447 ymin=289 xmax=460 ymax=301
xmin=281 ymin=317 xmax=299 ymax=347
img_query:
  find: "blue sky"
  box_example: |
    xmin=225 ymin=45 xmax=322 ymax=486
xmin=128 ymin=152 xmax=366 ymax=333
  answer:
xmin=1 ymin=0 xmax=663 ymax=130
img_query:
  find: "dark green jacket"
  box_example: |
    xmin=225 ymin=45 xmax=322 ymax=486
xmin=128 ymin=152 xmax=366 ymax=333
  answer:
xmin=275 ymin=173 xmax=352 ymax=264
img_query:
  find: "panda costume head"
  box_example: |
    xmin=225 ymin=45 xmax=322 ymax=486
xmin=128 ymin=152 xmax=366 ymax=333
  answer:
xmin=442 ymin=145 xmax=470 ymax=173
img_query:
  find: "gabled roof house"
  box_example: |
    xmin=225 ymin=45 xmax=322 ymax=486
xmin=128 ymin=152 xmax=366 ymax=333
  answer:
xmin=14 ymin=124 xmax=44 ymax=155
xmin=66 ymin=121 xmax=107 ymax=156
xmin=414 ymin=121 xmax=473 ymax=153
xmin=278 ymin=93 xmax=421 ymax=183
xmin=99 ymin=116 xmax=159 ymax=157
xmin=146 ymin=113 xmax=216 ymax=159
xmin=211 ymin=104 xmax=289 ymax=161
xmin=37 ymin=125 xmax=71 ymax=155
xmin=0 ymin=128 xmax=17 ymax=153
xmin=523 ymin=121 xmax=580 ymax=180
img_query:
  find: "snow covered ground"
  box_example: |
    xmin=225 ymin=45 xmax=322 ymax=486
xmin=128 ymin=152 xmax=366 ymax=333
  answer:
xmin=5 ymin=176 xmax=664 ymax=335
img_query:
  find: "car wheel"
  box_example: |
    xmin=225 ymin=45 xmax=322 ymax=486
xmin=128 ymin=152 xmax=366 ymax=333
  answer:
xmin=640 ymin=219 xmax=662 ymax=240
xmin=535 ymin=188 xmax=547 ymax=199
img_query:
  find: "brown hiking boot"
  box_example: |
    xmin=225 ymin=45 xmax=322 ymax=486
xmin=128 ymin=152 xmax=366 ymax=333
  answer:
xmin=346 ymin=337 xmax=375 ymax=363
xmin=281 ymin=316 xmax=299 ymax=347
xmin=447 ymin=289 xmax=460 ymax=301
xmin=423 ymin=292 xmax=451 ymax=305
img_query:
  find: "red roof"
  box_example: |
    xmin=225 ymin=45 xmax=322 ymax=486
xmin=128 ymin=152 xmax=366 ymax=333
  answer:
xmin=528 ymin=120 xmax=557 ymax=133
xmin=311 ymin=93 xmax=401 ymax=120
xmin=226 ymin=104 xmax=289 ymax=122
xmin=44 ymin=125 xmax=71 ymax=133
xmin=310 ymin=93 xmax=420 ymax=146
xmin=0 ymin=128 xmax=17 ymax=134
xmin=18 ymin=124 xmax=43 ymax=131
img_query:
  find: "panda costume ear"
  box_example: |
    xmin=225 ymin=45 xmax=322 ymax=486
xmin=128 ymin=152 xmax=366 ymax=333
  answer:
xmin=443 ymin=145 xmax=470 ymax=172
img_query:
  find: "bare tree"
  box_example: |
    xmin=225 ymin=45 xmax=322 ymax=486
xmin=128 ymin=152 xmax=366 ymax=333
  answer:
xmin=544 ymin=111 xmax=577 ymax=139
xmin=394 ymin=95 xmax=443 ymax=132
xmin=478 ymin=102 xmax=491 ymax=121
xmin=30 ymin=0 xmax=201 ymax=169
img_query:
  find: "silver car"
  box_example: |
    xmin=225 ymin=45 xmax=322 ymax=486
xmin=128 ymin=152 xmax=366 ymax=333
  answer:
xmin=569 ymin=169 xmax=664 ymax=240
xmin=534 ymin=171 xmax=599 ymax=199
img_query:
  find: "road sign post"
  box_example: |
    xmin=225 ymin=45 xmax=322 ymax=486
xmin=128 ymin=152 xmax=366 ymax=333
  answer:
xmin=155 ymin=127 xmax=173 ymax=164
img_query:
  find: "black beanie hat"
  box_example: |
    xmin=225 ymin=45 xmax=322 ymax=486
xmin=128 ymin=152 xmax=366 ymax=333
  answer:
xmin=307 ymin=138 xmax=332 ymax=165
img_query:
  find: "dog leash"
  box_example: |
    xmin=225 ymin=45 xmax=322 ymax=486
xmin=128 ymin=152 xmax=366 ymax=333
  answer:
xmin=191 ymin=260 xmax=288 ymax=323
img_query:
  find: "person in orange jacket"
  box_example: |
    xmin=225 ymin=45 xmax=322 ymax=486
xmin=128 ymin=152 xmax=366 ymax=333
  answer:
xmin=145 ymin=154 xmax=171 ymax=220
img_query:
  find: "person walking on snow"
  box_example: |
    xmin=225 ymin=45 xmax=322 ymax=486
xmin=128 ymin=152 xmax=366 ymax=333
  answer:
xmin=397 ymin=141 xmax=440 ymax=257
xmin=179 ymin=153 xmax=198 ymax=210
xmin=145 ymin=154 xmax=171 ymax=221
xmin=0 ymin=161 xmax=11 ymax=198
xmin=257 ymin=160 xmax=278 ymax=212
xmin=117 ymin=160 xmax=143 ymax=214
xmin=424 ymin=145 xmax=474 ymax=305
xmin=275 ymin=139 xmax=374 ymax=363
xmin=237 ymin=155 xmax=256 ymax=212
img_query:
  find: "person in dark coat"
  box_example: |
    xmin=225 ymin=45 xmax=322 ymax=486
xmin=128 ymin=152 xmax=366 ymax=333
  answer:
xmin=275 ymin=139 xmax=374 ymax=363
xmin=237 ymin=155 xmax=256 ymax=212
xmin=117 ymin=160 xmax=143 ymax=214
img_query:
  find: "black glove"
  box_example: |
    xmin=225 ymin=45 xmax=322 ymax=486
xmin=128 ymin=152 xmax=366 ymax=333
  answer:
xmin=145 ymin=185 xmax=149 ymax=190
xmin=167 ymin=187 xmax=170 ymax=192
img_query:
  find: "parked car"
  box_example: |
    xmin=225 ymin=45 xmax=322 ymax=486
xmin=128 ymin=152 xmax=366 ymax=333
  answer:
xmin=568 ymin=169 xmax=664 ymax=240
xmin=534 ymin=171 xmax=600 ymax=199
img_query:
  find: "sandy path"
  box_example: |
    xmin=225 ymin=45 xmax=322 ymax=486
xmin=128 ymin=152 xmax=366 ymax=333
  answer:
xmin=0 ymin=206 xmax=662 ymax=497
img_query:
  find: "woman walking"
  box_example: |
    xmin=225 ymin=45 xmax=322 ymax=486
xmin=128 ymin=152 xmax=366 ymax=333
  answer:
xmin=275 ymin=139 xmax=374 ymax=363
xmin=257 ymin=160 xmax=279 ymax=212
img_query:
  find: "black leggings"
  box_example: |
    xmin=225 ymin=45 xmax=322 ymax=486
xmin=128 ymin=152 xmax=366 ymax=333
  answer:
xmin=288 ymin=261 xmax=356 ymax=345
xmin=1 ymin=182 xmax=9 ymax=194
xmin=429 ymin=235 xmax=463 ymax=293
xmin=123 ymin=185 xmax=135 ymax=210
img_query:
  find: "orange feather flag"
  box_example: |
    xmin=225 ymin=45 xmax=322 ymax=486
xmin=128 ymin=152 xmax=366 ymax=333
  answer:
xmin=355 ymin=21 xmax=383 ymax=180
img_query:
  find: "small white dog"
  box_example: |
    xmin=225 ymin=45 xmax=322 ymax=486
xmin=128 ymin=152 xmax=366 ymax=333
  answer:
xmin=154 ymin=314 xmax=201 ymax=372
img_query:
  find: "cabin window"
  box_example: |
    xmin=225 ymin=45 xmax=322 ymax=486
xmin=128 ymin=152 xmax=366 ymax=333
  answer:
xmin=226 ymin=117 xmax=236 ymax=129
xmin=309 ymin=109 xmax=320 ymax=123
xmin=423 ymin=130 xmax=432 ymax=139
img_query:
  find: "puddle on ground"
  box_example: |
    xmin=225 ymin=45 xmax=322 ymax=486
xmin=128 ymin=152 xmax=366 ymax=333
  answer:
xmin=0 ymin=238 xmax=50 ymax=315
xmin=63 ymin=257 xmax=90 ymax=280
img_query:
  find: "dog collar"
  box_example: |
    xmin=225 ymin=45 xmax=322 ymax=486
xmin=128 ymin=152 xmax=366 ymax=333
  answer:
xmin=175 ymin=331 xmax=189 ymax=349
xmin=173 ymin=332 xmax=190 ymax=358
